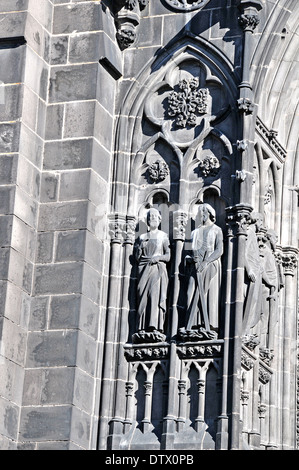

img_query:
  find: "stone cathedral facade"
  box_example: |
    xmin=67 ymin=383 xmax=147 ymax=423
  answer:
xmin=0 ymin=0 xmax=298 ymax=451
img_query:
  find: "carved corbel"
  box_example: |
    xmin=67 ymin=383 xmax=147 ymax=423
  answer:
xmin=114 ymin=0 xmax=149 ymax=51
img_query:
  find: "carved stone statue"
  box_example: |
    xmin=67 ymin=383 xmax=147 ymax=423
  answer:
xmin=133 ymin=208 xmax=171 ymax=343
xmin=243 ymin=212 xmax=264 ymax=336
xmin=179 ymin=203 xmax=223 ymax=341
xmin=259 ymin=229 xmax=284 ymax=350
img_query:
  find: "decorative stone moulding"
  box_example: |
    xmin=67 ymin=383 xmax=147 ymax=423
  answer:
xmin=164 ymin=0 xmax=212 ymax=12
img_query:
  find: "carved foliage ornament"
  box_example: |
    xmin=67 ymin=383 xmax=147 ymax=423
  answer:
xmin=148 ymin=160 xmax=169 ymax=183
xmin=168 ymin=78 xmax=208 ymax=128
xmin=199 ymin=155 xmax=221 ymax=178
xmin=164 ymin=0 xmax=212 ymax=12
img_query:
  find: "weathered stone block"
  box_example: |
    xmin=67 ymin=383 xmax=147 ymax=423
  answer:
xmin=0 ymin=215 xmax=13 ymax=246
xmin=38 ymin=201 xmax=89 ymax=231
xmin=64 ymin=101 xmax=96 ymax=139
xmin=11 ymin=216 xmax=36 ymax=262
xmin=0 ymin=12 xmax=26 ymax=38
xmin=36 ymin=232 xmax=54 ymax=263
xmin=28 ymin=296 xmax=49 ymax=331
xmin=19 ymin=406 xmax=72 ymax=441
xmin=34 ymin=262 xmax=84 ymax=295
xmin=55 ymin=230 xmax=86 ymax=262
xmin=4 ymin=281 xmax=30 ymax=327
xmin=76 ymin=330 xmax=97 ymax=376
xmin=0 ymin=0 xmax=28 ymax=13
xmin=25 ymin=330 xmax=78 ymax=368
xmin=59 ymin=170 xmax=90 ymax=201
xmin=0 ymin=186 xmax=16 ymax=215
xmin=14 ymin=187 xmax=38 ymax=228
xmin=0 ymin=397 xmax=19 ymax=440
xmin=53 ymin=2 xmax=101 ymax=35
xmin=49 ymin=64 xmax=98 ymax=103
xmin=0 ymin=358 xmax=24 ymax=404
xmin=0 ymin=317 xmax=27 ymax=366
xmin=69 ymin=406 xmax=92 ymax=449
xmin=0 ymin=84 xmax=23 ymax=121
xmin=22 ymin=367 xmax=75 ymax=406
xmin=73 ymin=368 xmax=95 ymax=414
xmin=43 ymin=138 xmax=93 ymax=171
xmin=0 ymin=45 xmax=25 ymax=84
xmin=48 ymin=35 xmax=68 ymax=65
xmin=49 ymin=294 xmax=81 ymax=330
xmin=0 ymin=155 xmax=18 ymax=184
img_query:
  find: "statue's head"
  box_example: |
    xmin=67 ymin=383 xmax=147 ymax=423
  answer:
xmin=198 ymin=203 xmax=216 ymax=223
xmin=266 ymin=229 xmax=278 ymax=249
xmin=146 ymin=208 xmax=162 ymax=230
xmin=251 ymin=212 xmax=264 ymax=231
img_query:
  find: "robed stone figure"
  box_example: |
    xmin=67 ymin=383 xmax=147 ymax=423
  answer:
xmin=134 ymin=208 xmax=170 ymax=341
xmin=260 ymin=229 xmax=284 ymax=350
xmin=243 ymin=212 xmax=264 ymax=336
xmin=182 ymin=203 xmax=223 ymax=338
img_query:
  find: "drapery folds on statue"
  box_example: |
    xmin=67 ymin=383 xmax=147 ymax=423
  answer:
xmin=182 ymin=204 xmax=223 ymax=336
xmin=134 ymin=208 xmax=171 ymax=338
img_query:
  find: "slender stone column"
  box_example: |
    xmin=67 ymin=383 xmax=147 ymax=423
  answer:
xmin=281 ymin=248 xmax=298 ymax=449
xmin=216 ymin=222 xmax=234 ymax=449
xmin=142 ymin=380 xmax=153 ymax=433
xmin=225 ymin=204 xmax=253 ymax=450
xmin=108 ymin=216 xmax=137 ymax=449
xmin=195 ymin=378 xmax=206 ymax=432
xmin=177 ymin=380 xmax=187 ymax=432
xmin=162 ymin=210 xmax=188 ymax=449
xmin=98 ymin=214 xmax=126 ymax=450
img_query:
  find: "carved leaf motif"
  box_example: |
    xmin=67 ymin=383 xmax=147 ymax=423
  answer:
xmin=148 ymin=160 xmax=169 ymax=183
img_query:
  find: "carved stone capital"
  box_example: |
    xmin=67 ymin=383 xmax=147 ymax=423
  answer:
xmin=108 ymin=214 xmax=127 ymax=244
xmin=178 ymin=380 xmax=187 ymax=394
xmin=125 ymin=381 xmax=134 ymax=397
xmin=125 ymin=216 xmax=137 ymax=245
xmin=280 ymin=247 xmax=298 ymax=277
xmin=241 ymin=389 xmax=250 ymax=404
xmin=226 ymin=204 xmax=253 ymax=237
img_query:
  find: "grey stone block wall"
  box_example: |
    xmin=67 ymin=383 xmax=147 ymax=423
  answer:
xmin=0 ymin=0 xmax=117 ymax=450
